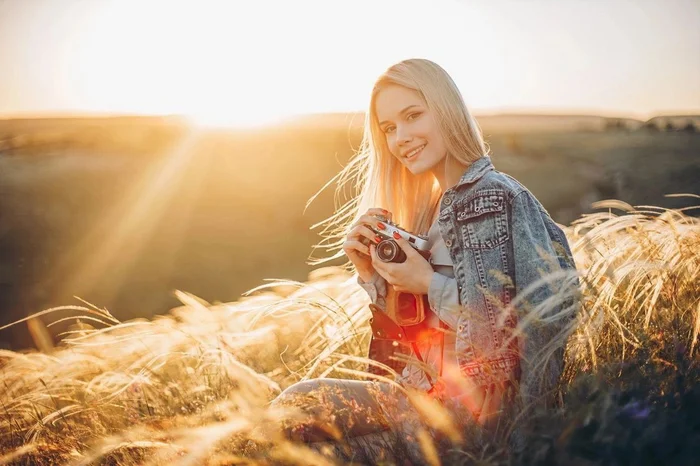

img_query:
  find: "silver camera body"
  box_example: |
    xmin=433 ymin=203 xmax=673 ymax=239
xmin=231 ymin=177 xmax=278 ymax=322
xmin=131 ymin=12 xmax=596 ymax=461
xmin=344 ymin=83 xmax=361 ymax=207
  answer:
xmin=370 ymin=215 xmax=430 ymax=263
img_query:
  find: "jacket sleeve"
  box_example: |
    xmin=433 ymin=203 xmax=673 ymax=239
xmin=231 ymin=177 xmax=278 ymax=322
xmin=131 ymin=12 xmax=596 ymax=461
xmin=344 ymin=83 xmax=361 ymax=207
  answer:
xmin=357 ymin=272 xmax=388 ymax=310
xmin=510 ymin=191 xmax=578 ymax=405
xmin=428 ymin=272 xmax=460 ymax=331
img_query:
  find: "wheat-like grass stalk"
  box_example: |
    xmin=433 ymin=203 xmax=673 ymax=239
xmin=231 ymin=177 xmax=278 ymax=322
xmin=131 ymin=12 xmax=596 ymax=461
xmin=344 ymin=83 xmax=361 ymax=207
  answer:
xmin=0 ymin=199 xmax=697 ymax=464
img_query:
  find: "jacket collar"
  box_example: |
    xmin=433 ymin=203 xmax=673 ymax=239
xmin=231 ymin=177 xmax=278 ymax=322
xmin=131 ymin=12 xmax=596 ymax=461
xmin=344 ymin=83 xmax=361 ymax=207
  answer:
xmin=453 ymin=155 xmax=494 ymax=189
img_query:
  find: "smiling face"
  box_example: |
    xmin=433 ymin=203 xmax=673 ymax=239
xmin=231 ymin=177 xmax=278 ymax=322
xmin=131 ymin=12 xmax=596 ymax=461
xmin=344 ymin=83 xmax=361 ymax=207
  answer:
xmin=374 ymin=84 xmax=448 ymax=176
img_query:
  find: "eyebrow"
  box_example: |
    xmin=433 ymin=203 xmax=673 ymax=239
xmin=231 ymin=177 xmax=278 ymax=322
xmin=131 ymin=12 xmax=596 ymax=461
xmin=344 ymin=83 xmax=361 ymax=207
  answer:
xmin=378 ymin=105 xmax=420 ymax=127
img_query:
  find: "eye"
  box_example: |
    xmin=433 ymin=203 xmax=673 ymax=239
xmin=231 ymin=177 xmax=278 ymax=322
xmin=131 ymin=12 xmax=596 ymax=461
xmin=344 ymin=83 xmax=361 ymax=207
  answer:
xmin=383 ymin=125 xmax=396 ymax=134
xmin=407 ymin=112 xmax=421 ymax=121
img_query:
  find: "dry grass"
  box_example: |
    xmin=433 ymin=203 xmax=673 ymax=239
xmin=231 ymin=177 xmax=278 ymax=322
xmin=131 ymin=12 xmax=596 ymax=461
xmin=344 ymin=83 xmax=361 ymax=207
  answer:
xmin=563 ymin=196 xmax=700 ymax=378
xmin=0 ymin=198 xmax=698 ymax=465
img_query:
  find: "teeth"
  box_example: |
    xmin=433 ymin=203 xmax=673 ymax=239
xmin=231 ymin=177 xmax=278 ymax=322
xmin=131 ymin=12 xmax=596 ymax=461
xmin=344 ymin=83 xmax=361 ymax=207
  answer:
xmin=406 ymin=145 xmax=425 ymax=158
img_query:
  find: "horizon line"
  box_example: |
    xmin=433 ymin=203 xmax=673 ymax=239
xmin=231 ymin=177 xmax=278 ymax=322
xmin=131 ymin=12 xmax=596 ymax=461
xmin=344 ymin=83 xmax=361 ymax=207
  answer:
xmin=1 ymin=107 xmax=699 ymax=123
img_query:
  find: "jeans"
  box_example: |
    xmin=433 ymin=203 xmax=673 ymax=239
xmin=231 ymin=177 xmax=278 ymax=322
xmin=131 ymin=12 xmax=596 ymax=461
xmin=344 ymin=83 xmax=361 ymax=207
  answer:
xmin=269 ymin=377 xmax=514 ymax=464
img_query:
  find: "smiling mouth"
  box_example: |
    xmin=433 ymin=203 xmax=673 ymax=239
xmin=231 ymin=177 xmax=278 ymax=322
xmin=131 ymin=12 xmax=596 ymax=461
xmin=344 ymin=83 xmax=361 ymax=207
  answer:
xmin=404 ymin=144 xmax=426 ymax=161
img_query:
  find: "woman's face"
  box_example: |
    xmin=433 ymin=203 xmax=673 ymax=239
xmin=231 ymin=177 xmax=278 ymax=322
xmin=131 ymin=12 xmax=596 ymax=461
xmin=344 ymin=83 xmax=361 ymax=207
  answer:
xmin=374 ymin=84 xmax=448 ymax=176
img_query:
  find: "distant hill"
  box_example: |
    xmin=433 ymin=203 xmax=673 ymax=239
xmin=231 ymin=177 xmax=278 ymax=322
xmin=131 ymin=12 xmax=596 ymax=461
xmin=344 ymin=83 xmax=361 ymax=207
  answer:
xmin=643 ymin=115 xmax=700 ymax=131
xmin=280 ymin=111 xmax=651 ymax=134
xmin=3 ymin=111 xmax=694 ymax=145
xmin=476 ymin=114 xmax=645 ymax=133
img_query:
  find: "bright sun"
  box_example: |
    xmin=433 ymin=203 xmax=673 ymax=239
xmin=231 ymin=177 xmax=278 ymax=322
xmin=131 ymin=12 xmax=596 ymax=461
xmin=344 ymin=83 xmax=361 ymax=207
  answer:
xmin=26 ymin=0 xmax=507 ymax=127
xmin=64 ymin=0 xmax=340 ymax=129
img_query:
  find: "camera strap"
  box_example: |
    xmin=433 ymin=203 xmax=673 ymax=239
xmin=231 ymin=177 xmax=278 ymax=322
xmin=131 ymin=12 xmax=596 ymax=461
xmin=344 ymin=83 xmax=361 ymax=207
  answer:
xmin=408 ymin=320 xmax=445 ymax=393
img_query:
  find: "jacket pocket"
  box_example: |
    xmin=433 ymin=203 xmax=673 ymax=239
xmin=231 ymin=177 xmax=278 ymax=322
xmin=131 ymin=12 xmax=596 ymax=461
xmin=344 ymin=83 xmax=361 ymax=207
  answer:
xmin=456 ymin=193 xmax=509 ymax=249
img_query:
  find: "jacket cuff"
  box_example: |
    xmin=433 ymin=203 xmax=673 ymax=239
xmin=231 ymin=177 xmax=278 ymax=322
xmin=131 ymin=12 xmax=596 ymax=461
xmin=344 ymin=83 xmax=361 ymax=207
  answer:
xmin=357 ymin=271 xmax=382 ymax=286
xmin=459 ymin=353 xmax=520 ymax=386
xmin=357 ymin=271 xmax=387 ymax=305
xmin=428 ymin=272 xmax=449 ymax=310
xmin=427 ymin=272 xmax=460 ymax=331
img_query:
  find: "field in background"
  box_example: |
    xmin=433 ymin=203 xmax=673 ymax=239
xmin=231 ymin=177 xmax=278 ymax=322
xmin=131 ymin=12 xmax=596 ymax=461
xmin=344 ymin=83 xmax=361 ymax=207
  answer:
xmin=0 ymin=114 xmax=698 ymax=351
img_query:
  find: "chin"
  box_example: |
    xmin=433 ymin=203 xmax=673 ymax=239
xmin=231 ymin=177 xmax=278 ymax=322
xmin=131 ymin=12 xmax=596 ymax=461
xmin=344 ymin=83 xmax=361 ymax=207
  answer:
xmin=405 ymin=160 xmax=437 ymax=175
xmin=406 ymin=164 xmax=424 ymax=175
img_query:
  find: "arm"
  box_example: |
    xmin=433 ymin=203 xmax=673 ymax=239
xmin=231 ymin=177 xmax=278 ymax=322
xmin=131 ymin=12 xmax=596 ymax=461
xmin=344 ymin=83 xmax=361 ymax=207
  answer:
xmin=511 ymin=191 xmax=578 ymax=405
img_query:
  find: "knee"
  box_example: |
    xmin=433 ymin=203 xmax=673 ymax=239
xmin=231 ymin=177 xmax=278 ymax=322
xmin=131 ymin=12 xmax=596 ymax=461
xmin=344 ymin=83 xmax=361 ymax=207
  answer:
xmin=271 ymin=380 xmax=319 ymax=406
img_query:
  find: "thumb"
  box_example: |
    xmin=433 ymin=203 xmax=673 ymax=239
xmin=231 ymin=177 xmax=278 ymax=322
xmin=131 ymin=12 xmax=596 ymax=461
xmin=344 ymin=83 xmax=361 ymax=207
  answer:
xmin=392 ymin=232 xmax=418 ymax=257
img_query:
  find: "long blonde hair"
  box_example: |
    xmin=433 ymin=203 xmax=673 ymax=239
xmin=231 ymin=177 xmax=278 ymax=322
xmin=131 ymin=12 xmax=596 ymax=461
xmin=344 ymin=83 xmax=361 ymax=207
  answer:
xmin=307 ymin=58 xmax=488 ymax=270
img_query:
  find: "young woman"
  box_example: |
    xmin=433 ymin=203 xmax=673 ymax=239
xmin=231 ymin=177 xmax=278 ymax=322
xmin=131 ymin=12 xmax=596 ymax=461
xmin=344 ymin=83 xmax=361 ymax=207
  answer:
xmin=270 ymin=58 xmax=579 ymax=461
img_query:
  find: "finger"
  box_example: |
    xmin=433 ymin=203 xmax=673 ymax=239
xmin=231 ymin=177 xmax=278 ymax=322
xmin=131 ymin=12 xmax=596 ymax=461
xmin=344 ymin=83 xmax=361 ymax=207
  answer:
xmin=391 ymin=232 xmax=419 ymax=257
xmin=370 ymin=244 xmax=395 ymax=276
xmin=369 ymin=243 xmax=383 ymax=269
xmin=369 ymin=244 xmax=392 ymax=281
xmin=349 ymin=225 xmax=381 ymax=244
xmin=355 ymin=213 xmax=392 ymax=227
xmin=351 ymin=214 xmax=379 ymax=231
xmin=378 ymin=209 xmax=392 ymax=222
xmin=344 ymin=240 xmax=370 ymax=256
xmin=365 ymin=207 xmax=390 ymax=218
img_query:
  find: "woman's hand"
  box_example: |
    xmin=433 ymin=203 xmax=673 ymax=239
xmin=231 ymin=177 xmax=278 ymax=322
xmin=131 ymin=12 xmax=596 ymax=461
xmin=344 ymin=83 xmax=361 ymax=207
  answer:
xmin=370 ymin=232 xmax=434 ymax=295
xmin=343 ymin=208 xmax=393 ymax=281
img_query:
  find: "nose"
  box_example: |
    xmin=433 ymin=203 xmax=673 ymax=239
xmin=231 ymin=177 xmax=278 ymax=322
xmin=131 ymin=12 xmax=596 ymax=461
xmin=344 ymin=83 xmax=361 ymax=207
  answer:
xmin=396 ymin=125 xmax=413 ymax=146
xmin=395 ymin=124 xmax=412 ymax=146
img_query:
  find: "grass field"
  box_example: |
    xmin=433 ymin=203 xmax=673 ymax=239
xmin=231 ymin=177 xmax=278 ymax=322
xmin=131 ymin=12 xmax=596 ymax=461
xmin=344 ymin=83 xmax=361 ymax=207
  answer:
xmin=0 ymin=197 xmax=698 ymax=465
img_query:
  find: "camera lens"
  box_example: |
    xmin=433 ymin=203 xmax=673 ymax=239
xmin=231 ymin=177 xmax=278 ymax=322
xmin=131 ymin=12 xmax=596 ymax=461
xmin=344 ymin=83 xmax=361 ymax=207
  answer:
xmin=376 ymin=240 xmax=397 ymax=261
xmin=376 ymin=239 xmax=406 ymax=263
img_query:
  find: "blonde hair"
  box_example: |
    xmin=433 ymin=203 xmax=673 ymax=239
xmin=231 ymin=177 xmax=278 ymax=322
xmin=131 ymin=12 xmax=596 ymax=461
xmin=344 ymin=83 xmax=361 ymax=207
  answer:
xmin=307 ymin=58 xmax=488 ymax=269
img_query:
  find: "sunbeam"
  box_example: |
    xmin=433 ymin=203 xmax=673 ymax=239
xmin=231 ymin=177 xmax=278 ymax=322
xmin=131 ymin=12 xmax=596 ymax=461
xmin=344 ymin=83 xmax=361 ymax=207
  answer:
xmin=50 ymin=128 xmax=206 ymax=310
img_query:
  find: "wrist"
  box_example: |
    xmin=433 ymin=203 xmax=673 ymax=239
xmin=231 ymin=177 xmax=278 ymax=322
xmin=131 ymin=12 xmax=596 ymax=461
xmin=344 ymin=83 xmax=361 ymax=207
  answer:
xmin=358 ymin=269 xmax=376 ymax=284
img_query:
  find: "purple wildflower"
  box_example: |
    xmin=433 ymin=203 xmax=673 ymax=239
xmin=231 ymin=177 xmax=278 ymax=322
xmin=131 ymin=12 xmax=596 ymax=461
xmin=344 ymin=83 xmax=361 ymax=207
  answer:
xmin=621 ymin=400 xmax=651 ymax=420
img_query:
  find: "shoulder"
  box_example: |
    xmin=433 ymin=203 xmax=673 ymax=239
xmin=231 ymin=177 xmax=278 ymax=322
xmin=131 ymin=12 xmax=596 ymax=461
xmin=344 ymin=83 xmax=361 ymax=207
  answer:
xmin=451 ymin=170 xmax=555 ymax=224
xmin=453 ymin=169 xmax=530 ymax=205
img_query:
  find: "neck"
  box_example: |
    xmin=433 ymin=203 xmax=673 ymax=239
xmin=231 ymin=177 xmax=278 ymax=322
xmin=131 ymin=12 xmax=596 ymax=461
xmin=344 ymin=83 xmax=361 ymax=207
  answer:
xmin=431 ymin=156 xmax=469 ymax=192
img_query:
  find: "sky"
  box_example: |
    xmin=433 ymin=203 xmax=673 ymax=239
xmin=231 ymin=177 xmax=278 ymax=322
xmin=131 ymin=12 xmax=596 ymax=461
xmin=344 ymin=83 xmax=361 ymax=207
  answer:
xmin=0 ymin=0 xmax=698 ymax=125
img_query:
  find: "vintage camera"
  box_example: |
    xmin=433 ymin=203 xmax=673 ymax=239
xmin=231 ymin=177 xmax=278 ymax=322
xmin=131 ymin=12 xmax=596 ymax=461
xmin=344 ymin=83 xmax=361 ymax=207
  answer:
xmin=360 ymin=214 xmax=435 ymax=343
xmin=368 ymin=214 xmax=430 ymax=263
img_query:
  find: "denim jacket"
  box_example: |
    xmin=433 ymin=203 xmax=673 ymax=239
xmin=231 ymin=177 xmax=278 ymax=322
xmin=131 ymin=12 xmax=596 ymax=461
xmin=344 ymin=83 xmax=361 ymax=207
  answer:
xmin=436 ymin=155 xmax=578 ymax=404
xmin=364 ymin=155 xmax=578 ymax=410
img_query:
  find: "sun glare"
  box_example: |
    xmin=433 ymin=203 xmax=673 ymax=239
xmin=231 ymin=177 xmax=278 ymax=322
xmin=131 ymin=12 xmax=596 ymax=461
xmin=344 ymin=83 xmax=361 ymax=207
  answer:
xmin=188 ymin=107 xmax=296 ymax=130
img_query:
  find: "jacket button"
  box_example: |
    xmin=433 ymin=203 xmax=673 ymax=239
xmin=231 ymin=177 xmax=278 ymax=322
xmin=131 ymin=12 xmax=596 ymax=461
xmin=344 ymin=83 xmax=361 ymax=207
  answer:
xmin=445 ymin=239 xmax=452 ymax=247
xmin=443 ymin=197 xmax=452 ymax=206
